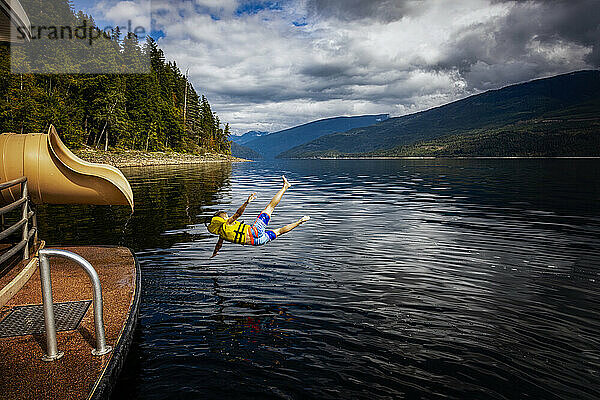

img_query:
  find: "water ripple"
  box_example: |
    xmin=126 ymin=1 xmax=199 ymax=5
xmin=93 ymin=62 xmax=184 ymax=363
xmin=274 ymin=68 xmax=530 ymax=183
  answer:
xmin=38 ymin=159 xmax=600 ymax=399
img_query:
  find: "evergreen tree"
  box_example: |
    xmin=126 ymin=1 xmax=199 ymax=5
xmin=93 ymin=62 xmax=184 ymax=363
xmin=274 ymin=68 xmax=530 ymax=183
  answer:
xmin=0 ymin=1 xmax=231 ymax=155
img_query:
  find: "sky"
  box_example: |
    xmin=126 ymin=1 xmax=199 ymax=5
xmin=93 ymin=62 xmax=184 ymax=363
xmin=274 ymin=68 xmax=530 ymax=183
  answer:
xmin=73 ymin=0 xmax=600 ymax=134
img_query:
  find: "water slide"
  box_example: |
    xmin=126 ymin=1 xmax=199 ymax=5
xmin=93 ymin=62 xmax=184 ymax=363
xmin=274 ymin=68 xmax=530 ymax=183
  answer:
xmin=0 ymin=0 xmax=32 ymax=43
xmin=0 ymin=125 xmax=133 ymax=209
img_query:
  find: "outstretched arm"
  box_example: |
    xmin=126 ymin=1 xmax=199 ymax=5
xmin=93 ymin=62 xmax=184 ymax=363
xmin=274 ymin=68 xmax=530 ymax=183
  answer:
xmin=211 ymin=237 xmax=224 ymax=258
xmin=227 ymin=193 xmax=256 ymax=224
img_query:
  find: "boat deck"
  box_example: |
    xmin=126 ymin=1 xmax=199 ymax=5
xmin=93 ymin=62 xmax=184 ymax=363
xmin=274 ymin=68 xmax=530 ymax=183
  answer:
xmin=0 ymin=245 xmax=140 ymax=400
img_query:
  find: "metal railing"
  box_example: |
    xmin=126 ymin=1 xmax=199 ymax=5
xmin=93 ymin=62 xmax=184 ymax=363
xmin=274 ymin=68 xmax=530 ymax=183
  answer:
xmin=38 ymin=248 xmax=112 ymax=361
xmin=0 ymin=176 xmax=37 ymax=265
xmin=1 ymin=178 xmax=111 ymax=361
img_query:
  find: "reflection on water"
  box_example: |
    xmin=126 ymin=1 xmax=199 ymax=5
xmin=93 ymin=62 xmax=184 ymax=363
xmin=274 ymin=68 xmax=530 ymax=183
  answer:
xmin=37 ymin=163 xmax=233 ymax=250
xmin=37 ymin=159 xmax=600 ymax=399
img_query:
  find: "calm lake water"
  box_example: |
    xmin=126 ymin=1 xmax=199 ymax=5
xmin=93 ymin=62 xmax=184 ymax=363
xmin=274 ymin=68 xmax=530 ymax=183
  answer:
xmin=37 ymin=159 xmax=600 ymax=399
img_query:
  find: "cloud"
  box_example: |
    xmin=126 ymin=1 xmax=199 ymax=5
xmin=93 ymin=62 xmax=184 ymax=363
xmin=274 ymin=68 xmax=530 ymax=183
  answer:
xmin=142 ymin=0 xmax=599 ymax=134
xmin=305 ymin=0 xmax=422 ymax=22
xmin=93 ymin=0 xmax=152 ymax=31
xmin=435 ymin=0 xmax=599 ymax=89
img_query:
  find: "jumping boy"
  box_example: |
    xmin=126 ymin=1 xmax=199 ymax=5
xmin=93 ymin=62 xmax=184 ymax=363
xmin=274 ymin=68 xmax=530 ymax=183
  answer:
xmin=207 ymin=176 xmax=310 ymax=257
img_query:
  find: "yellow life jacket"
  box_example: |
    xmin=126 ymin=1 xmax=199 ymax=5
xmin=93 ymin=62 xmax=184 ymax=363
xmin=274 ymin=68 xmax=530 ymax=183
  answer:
xmin=208 ymin=216 xmax=248 ymax=244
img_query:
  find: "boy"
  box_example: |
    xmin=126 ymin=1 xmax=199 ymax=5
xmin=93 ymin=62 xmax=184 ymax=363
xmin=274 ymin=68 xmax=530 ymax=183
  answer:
xmin=207 ymin=176 xmax=309 ymax=257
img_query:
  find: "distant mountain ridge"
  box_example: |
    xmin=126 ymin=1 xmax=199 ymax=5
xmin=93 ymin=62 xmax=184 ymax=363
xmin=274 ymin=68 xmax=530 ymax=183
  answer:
xmin=231 ymin=131 xmax=270 ymax=145
xmin=243 ymin=114 xmax=389 ymax=159
xmin=230 ymin=142 xmax=263 ymax=160
xmin=278 ymin=70 xmax=600 ymax=158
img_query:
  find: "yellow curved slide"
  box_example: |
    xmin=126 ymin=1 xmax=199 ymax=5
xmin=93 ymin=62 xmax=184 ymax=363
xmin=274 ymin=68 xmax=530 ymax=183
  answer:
xmin=0 ymin=126 xmax=133 ymax=209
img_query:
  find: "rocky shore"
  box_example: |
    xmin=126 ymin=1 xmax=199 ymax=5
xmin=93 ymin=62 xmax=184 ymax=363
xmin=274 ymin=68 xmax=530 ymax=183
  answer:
xmin=74 ymin=148 xmax=248 ymax=168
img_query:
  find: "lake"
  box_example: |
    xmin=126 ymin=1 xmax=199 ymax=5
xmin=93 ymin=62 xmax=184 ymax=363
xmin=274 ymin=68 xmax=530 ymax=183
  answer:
xmin=36 ymin=159 xmax=600 ymax=399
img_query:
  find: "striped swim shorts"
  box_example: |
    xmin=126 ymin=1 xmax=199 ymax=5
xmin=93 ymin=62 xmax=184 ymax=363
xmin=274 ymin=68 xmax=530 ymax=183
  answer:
xmin=247 ymin=213 xmax=277 ymax=246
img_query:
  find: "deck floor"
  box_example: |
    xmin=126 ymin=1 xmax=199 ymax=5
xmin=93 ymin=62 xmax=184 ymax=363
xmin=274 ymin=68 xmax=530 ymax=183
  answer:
xmin=0 ymin=246 xmax=137 ymax=400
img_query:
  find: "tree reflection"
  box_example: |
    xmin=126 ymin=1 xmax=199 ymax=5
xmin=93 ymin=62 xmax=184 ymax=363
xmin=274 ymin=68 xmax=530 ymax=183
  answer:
xmin=36 ymin=163 xmax=233 ymax=251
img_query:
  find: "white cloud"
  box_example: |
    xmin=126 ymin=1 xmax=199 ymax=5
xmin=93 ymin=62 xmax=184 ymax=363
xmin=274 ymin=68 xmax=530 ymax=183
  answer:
xmin=143 ymin=0 xmax=597 ymax=134
xmin=193 ymin=0 xmax=238 ymax=15
xmin=93 ymin=0 xmax=152 ymax=32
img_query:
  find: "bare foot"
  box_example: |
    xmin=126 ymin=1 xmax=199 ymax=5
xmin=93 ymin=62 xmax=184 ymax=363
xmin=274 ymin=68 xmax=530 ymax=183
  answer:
xmin=299 ymin=216 xmax=310 ymax=223
xmin=283 ymin=175 xmax=291 ymax=188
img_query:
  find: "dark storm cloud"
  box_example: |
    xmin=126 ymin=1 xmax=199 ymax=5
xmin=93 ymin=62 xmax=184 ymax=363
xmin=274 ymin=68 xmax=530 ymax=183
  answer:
xmin=436 ymin=0 xmax=600 ymax=90
xmin=305 ymin=0 xmax=421 ymax=22
xmin=213 ymin=76 xmax=358 ymax=103
xmin=299 ymin=63 xmax=354 ymax=78
xmin=588 ymin=40 xmax=600 ymax=66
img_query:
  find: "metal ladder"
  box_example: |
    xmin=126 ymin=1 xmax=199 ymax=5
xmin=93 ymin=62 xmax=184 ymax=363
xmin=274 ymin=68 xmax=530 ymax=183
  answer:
xmin=38 ymin=249 xmax=113 ymax=361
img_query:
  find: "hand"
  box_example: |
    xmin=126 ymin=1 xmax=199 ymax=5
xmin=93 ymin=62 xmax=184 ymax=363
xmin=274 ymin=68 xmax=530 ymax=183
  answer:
xmin=212 ymin=238 xmax=223 ymax=258
xmin=247 ymin=193 xmax=257 ymax=204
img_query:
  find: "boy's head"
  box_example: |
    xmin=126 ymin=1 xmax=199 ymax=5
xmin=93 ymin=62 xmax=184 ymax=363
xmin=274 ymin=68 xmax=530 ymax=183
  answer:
xmin=207 ymin=210 xmax=227 ymax=235
xmin=214 ymin=210 xmax=228 ymax=219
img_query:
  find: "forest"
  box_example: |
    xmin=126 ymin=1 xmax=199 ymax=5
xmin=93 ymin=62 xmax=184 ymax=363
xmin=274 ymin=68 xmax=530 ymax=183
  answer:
xmin=0 ymin=0 xmax=231 ymax=154
xmin=279 ymin=70 xmax=600 ymax=159
xmin=369 ymin=117 xmax=600 ymax=157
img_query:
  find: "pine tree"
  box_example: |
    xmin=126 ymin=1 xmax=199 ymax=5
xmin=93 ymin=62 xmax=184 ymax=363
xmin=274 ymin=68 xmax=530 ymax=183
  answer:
xmin=0 ymin=1 xmax=231 ymax=155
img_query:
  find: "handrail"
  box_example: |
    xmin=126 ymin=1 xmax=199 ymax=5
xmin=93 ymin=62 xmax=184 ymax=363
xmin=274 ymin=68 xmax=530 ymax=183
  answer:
xmin=38 ymin=248 xmax=112 ymax=361
xmin=0 ymin=197 xmax=26 ymax=216
xmin=0 ymin=216 xmax=27 ymax=241
xmin=0 ymin=176 xmax=37 ymax=263
xmin=0 ymin=176 xmax=26 ymax=191
xmin=0 ymin=228 xmax=35 ymax=265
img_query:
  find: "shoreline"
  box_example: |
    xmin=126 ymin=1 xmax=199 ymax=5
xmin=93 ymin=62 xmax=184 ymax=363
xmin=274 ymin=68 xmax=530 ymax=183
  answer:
xmin=75 ymin=148 xmax=249 ymax=168
xmin=286 ymin=156 xmax=600 ymax=160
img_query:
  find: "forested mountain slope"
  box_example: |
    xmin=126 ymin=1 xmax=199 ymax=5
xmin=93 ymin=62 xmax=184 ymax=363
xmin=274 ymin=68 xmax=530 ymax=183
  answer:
xmin=231 ymin=142 xmax=263 ymax=159
xmin=244 ymin=114 xmax=389 ymax=158
xmin=279 ymin=71 xmax=600 ymax=158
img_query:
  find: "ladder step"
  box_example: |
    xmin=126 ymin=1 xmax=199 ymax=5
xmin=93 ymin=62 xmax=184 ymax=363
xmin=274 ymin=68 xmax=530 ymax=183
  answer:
xmin=0 ymin=300 xmax=91 ymax=338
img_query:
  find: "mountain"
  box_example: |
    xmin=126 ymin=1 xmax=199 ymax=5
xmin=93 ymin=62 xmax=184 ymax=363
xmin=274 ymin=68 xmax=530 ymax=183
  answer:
xmin=370 ymin=100 xmax=600 ymax=157
xmin=278 ymin=70 xmax=600 ymax=158
xmin=230 ymin=142 xmax=263 ymax=160
xmin=231 ymin=131 xmax=270 ymax=145
xmin=244 ymin=114 xmax=389 ymax=159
